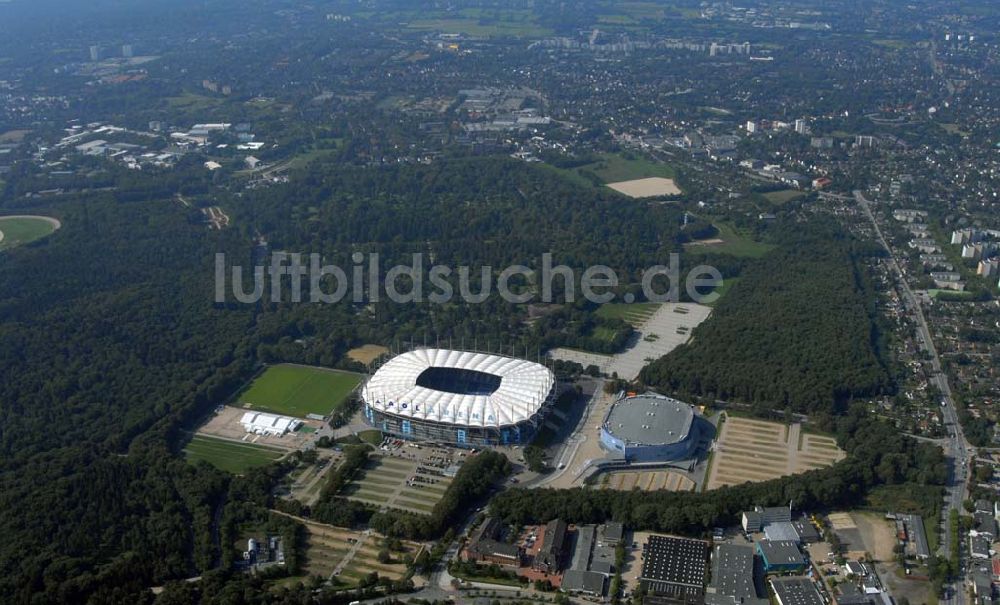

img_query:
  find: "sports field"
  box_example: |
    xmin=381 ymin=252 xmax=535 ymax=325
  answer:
xmin=238 ymin=364 xmax=363 ymax=418
xmin=683 ymin=223 xmax=775 ymax=258
xmin=184 ymin=434 xmax=285 ymax=474
xmin=0 ymin=215 xmax=61 ymax=251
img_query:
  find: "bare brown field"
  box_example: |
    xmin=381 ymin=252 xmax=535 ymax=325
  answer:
xmin=0 ymin=129 xmax=30 ymax=143
xmin=347 ymin=344 xmax=389 ymax=366
xmin=606 ymin=177 xmax=682 ymax=198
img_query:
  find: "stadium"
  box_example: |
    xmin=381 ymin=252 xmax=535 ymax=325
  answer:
xmin=361 ymin=348 xmax=557 ymax=447
xmin=600 ymin=392 xmax=701 ymax=463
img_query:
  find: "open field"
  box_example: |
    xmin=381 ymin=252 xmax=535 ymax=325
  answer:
xmin=0 ymin=215 xmax=61 ymax=251
xmin=165 ymin=92 xmax=224 ymax=111
xmin=238 ymin=364 xmax=362 ymax=418
xmin=290 ymin=517 xmax=418 ymax=583
xmin=197 ymin=405 xmax=323 ymax=450
xmin=595 ymin=302 xmax=661 ymax=327
xmin=598 ymin=470 xmax=695 ymax=492
xmin=0 ymin=129 xmax=31 ymax=143
xmin=683 ymin=223 xmax=775 ymax=258
xmin=347 ymin=344 xmax=389 ymax=366
xmin=705 ymin=416 xmax=845 ymax=490
xmin=405 ymin=17 xmax=549 ymax=37
xmin=342 ymin=454 xmax=453 ymax=515
xmin=184 ymin=434 xmax=284 ymax=474
xmin=585 ymin=153 xmax=676 ymax=183
xmin=762 ymin=189 xmax=807 ymax=204
xmin=549 ymin=152 xmax=678 ymax=191
xmin=606 ymin=177 xmax=682 ymax=198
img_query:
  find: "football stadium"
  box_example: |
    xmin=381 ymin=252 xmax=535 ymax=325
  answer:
xmin=361 ymin=348 xmax=557 ymax=447
xmin=600 ymin=392 xmax=701 ymax=463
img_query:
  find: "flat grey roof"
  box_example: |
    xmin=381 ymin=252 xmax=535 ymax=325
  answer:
xmin=604 ymin=522 xmax=624 ymax=544
xmin=770 ymin=577 xmax=823 ymax=605
xmin=603 ymin=393 xmax=695 ymax=446
xmin=563 ymin=569 xmax=607 ymax=595
xmin=900 ymin=514 xmax=929 ymax=558
xmin=757 ymin=540 xmax=804 ymax=566
xmin=571 ymin=525 xmax=596 ymax=571
xmin=709 ymin=543 xmax=759 ymax=602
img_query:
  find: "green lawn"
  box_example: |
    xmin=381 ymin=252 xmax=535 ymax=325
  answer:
xmin=405 ymin=18 xmax=549 ymax=37
xmin=184 ymin=435 xmax=284 ymax=474
xmin=358 ymin=430 xmax=383 ymax=446
xmin=927 ymin=289 xmax=974 ymax=300
xmin=0 ymin=216 xmax=59 ymax=251
xmin=586 ymin=152 xmax=676 ymax=183
xmin=548 ymin=152 xmax=677 ymax=189
xmin=595 ymin=302 xmax=660 ymax=326
xmin=702 ymin=223 xmax=775 ymax=258
xmin=238 ymin=364 xmax=363 ymax=418
xmin=165 ymin=92 xmax=224 ymax=111
xmin=762 ymin=189 xmax=807 ymax=205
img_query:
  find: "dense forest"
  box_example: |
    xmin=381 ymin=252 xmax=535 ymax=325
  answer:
xmin=641 ymin=220 xmax=895 ymax=413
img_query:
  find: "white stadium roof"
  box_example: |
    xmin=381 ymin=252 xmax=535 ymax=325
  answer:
xmin=362 ymin=349 xmax=555 ymax=429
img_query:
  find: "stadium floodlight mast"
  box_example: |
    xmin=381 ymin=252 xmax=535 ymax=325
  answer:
xmin=214 ymin=251 xmax=723 ymax=305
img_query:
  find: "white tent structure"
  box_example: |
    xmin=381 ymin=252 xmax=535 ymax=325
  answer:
xmin=240 ymin=411 xmax=301 ymax=436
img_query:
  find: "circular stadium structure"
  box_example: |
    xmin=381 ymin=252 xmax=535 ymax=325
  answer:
xmin=600 ymin=392 xmax=701 ymax=463
xmin=362 ymin=348 xmax=557 ymax=447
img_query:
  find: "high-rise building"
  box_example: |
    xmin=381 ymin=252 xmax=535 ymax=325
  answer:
xmin=746 ymin=121 xmax=758 ymax=134
xmin=89 ymin=45 xmax=100 ymax=62
xmin=794 ymin=119 xmax=809 ymax=134
xmin=122 ymin=44 xmax=134 ymax=58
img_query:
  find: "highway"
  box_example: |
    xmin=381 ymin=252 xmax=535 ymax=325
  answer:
xmin=853 ymin=190 xmax=971 ymax=604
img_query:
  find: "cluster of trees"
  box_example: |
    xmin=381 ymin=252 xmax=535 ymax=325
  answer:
xmin=532 ymin=304 xmax=633 ymax=354
xmin=641 ymin=220 xmax=894 ymax=413
xmin=309 ymin=445 xmax=371 ymax=527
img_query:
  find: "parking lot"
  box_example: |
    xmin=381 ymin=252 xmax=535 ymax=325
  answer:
xmin=706 ymin=416 xmax=845 ymax=490
xmin=341 ymin=440 xmax=464 ymax=514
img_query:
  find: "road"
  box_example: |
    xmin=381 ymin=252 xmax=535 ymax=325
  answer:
xmin=853 ymin=190 xmax=971 ymax=604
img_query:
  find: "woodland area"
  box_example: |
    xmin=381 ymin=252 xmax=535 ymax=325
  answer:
xmin=641 ymin=221 xmax=895 ymax=413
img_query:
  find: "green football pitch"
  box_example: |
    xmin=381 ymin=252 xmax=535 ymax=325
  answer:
xmin=237 ymin=364 xmax=363 ymax=418
xmin=184 ymin=435 xmax=284 ymax=474
xmin=0 ymin=216 xmax=60 ymax=251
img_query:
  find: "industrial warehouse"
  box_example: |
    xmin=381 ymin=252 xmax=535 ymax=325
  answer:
xmin=599 ymin=392 xmax=703 ymax=463
xmin=361 ymin=348 xmax=557 ymax=447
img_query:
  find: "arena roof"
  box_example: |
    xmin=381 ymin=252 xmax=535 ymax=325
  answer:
xmin=603 ymin=393 xmax=695 ymax=446
xmin=362 ymin=349 xmax=555 ymax=429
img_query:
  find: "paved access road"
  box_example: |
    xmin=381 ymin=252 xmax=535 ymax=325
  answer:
xmin=852 ymin=190 xmax=971 ymax=605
